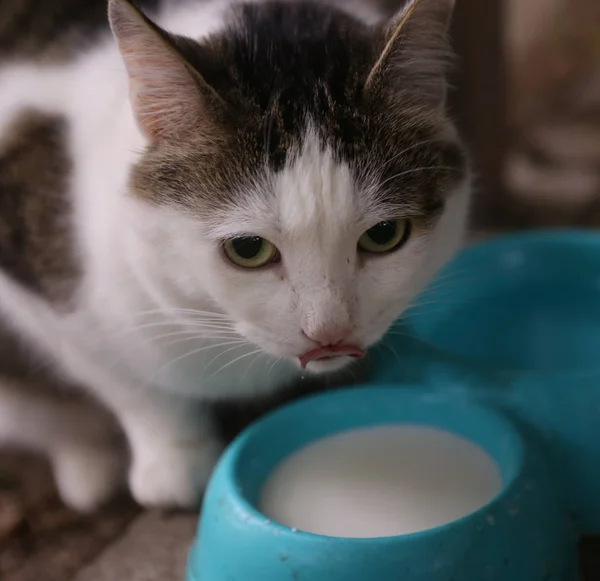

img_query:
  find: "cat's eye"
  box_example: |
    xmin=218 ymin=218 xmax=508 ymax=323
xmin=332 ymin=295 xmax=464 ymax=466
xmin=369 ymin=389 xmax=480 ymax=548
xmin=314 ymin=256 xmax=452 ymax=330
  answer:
xmin=358 ymin=219 xmax=411 ymax=254
xmin=223 ymin=236 xmax=280 ymax=268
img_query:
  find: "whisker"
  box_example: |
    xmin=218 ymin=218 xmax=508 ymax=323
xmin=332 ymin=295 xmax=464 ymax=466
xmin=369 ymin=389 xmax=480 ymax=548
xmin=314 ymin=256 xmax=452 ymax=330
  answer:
xmin=378 ymin=165 xmax=461 ymax=190
xmin=263 ymin=106 xmax=276 ymax=163
xmin=152 ymin=341 xmax=249 ymax=382
xmin=420 ymin=273 xmax=485 ymax=294
xmin=372 ymin=139 xmax=442 ymax=175
xmin=267 ymin=356 xmax=282 ymax=382
xmin=119 ymin=320 xmax=237 ymax=336
xmin=132 ymin=315 xmax=235 ymax=328
xmin=241 ymin=351 xmax=265 ymax=384
xmin=204 ymin=343 xmax=252 ymax=371
xmin=146 ymin=328 xmax=240 ymax=345
xmin=163 ymin=335 xmax=247 ymax=349
xmin=384 ymin=329 xmax=417 ymax=339
xmin=209 ymin=349 xmax=264 ymax=380
xmin=380 ymin=341 xmax=403 ymax=367
xmin=348 ymin=365 xmax=358 ymax=384
xmin=131 ymin=307 xmax=232 ymax=320
xmin=407 ymin=297 xmax=480 ymax=311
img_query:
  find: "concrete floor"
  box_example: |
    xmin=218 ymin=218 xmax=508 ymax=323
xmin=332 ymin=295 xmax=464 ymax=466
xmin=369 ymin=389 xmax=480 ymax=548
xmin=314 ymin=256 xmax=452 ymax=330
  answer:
xmin=0 ymin=452 xmax=194 ymax=581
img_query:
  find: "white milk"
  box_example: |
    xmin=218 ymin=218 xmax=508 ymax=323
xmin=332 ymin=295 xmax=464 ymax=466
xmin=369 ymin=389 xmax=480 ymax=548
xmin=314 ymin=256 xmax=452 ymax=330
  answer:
xmin=259 ymin=425 xmax=502 ymax=538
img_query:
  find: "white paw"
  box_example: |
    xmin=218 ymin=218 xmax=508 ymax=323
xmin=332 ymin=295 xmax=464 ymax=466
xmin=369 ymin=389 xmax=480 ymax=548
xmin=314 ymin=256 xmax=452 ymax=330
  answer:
xmin=129 ymin=438 xmax=224 ymax=508
xmin=52 ymin=443 xmax=127 ymax=512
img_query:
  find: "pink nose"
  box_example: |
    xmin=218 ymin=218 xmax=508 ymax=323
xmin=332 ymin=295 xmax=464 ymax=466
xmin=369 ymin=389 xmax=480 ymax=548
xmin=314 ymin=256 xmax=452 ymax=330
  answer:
xmin=303 ymin=325 xmax=352 ymax=347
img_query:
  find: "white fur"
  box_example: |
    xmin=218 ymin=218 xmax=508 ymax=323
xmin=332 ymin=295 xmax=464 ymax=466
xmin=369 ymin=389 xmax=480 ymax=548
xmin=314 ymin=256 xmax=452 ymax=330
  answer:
xmin=0 ymin=0 xmax=470 ymax=509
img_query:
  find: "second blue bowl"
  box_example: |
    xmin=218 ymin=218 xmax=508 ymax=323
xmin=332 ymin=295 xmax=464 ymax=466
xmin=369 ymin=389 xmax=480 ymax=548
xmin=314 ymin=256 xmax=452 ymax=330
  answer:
xmin=373 ymin=229 xmax=600 ymax=532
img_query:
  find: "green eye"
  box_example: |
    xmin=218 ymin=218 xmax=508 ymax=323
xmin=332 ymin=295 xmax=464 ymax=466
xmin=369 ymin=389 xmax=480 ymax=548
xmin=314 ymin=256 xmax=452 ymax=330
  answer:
xmin=358 ymin=219 xmax=411 ymax=254
xmin=223 ymin=236 xmax=279 ymax=268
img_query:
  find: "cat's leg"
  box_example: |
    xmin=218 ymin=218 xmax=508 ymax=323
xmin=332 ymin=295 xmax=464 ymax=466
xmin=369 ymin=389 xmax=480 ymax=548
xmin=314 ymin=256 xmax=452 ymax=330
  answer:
xmin=53 ymin=343 xmax=224 ymax=508
xmin=100 ymin=386 xmax=223 ymax=508
xmin=0 ymin=376 xmax=126 ymax=511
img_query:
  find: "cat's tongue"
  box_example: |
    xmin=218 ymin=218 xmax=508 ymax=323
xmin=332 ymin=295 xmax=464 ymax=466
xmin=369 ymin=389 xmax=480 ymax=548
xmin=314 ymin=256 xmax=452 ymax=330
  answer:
xmin=299 ymin=346 xmax=365 ymax=369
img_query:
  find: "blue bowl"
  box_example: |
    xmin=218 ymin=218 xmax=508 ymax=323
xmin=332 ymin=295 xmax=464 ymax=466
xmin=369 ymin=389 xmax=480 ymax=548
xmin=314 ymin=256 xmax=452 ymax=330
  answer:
xmin=372 ymin=229 xmax=600 ymax=534
xmin=187 ymin=387 xmax=573 ymax=581
xmin=405 ymin=229 xmax=600 ymax=374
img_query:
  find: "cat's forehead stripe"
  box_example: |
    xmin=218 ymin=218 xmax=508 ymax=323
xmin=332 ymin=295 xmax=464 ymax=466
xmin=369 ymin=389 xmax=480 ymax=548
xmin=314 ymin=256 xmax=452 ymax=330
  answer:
xmin=276 ymin=131 xmax=357 ymax=234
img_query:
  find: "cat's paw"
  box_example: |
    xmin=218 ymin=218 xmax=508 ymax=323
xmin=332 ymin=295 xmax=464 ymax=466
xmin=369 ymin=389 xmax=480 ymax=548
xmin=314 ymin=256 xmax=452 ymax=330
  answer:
xmin=52 ymin=443 xmax=127 ymax=512
xmin=129 ymin=438 xmax=224 ymax=508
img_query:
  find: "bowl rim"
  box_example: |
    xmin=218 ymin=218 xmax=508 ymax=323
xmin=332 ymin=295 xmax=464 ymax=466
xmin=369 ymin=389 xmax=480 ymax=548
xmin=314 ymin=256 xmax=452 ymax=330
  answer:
xmin=211 ymin=385 xmax=525 ymax=544
xmin=405 ymin=228 xmax=600 ymax=377
xmin=465 ymin=227 xmax=600 ymax=252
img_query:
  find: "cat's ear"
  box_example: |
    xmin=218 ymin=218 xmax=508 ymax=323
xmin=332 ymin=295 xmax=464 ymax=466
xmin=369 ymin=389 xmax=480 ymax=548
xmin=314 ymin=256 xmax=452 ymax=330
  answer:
xmin=365 ymin=0 xmax=455 ymax=109
xmin=108 ymin=0 xmax=222 ymax=141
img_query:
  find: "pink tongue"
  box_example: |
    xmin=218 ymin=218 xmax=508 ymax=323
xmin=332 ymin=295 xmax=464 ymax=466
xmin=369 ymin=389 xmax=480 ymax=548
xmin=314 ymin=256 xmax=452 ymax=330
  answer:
xmin=300 ymin=345 xmax=365 ymax=369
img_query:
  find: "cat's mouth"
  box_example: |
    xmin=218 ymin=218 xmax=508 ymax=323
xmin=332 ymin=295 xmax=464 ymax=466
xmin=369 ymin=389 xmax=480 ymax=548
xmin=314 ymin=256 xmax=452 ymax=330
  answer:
xmin=299 ymin=346 xmax=365 ymax=369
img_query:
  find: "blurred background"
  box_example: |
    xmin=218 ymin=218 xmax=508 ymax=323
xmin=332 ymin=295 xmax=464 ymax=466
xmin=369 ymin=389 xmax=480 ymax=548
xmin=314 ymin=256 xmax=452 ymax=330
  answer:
xmin=380 ymin=0 xmax=600 ymax=234
xmin=472 ymin=0 xmax=600 ymax=231
xmin=1 ymin=0 xmax=600 ymax=579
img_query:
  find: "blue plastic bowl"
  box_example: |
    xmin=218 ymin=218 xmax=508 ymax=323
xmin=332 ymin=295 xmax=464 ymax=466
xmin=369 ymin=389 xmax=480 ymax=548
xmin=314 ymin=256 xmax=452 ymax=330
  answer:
xmin=372 ymin=229 xmax=600 ymax=533
xmin=187 ymin=387 xmax=572 ymax=581
xmin=405 ymin=229 xmax=600 ymax=374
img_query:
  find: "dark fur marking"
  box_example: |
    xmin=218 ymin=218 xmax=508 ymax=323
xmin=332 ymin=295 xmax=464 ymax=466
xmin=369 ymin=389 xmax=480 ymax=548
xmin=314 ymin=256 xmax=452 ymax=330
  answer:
xmin=132 ymin=1 xmax=467 ymax=221
xmin=0 ymin=111 xmax=81 ymax=307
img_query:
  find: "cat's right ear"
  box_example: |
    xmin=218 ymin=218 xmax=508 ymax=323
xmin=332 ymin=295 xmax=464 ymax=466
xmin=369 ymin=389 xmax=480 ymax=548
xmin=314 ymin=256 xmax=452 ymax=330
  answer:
xmin=108 ymin=0 xmax=223 ymax=141
xmin=365 ymin=0 xmax=455 ymax=110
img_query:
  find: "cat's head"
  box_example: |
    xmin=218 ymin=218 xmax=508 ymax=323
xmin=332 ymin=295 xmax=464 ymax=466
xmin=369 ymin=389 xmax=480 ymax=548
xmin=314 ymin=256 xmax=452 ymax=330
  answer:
xmin=109 ymin=0 xmax=470 ymax=375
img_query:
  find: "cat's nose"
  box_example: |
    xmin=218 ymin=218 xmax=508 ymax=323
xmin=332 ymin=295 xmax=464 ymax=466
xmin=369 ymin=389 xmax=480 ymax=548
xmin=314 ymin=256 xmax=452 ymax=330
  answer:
xmin=303 ymin=324 xmax=352 ymax=347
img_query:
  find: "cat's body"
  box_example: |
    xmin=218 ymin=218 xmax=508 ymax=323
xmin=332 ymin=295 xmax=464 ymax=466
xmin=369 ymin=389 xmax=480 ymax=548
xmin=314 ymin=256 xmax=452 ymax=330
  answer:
xmin=0 ymin=0 xmax=470 ymax=510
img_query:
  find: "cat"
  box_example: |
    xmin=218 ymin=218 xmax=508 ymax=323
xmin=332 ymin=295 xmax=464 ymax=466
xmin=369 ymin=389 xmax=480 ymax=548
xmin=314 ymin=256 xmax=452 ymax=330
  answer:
xmin=0 ymin=0 xmax=470 ymax=511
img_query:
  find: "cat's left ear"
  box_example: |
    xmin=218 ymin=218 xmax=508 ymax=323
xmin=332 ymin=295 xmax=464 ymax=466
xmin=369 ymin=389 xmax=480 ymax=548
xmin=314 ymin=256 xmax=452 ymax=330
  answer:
xmin=365 ymin=0 xmax=455 ymax=110
xmin=108 ymin=0 xmax=224 ymax=141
